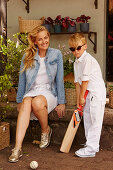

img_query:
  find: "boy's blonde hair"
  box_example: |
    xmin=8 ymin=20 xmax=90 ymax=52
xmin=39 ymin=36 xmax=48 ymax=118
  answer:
xmin=22 ymin=25 xmax=50 ymax=71
xmin=69 ymin=33 xmax=87 ymax=47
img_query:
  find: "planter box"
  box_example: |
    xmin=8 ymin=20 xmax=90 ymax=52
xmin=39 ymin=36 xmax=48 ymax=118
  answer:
xmin=0 ymin=122 xmax=10 ymax=150
xmin=65 ymin=88 xmax=77 ymax=106
xmin=7 ymin=87 xmax=17 ymax=102
xmin=109 ymin=88 xmax=113 ymax=108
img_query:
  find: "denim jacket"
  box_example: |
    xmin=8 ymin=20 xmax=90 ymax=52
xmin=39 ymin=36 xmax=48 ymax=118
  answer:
xmin=16 ymin=47 xmax=66 ymax=104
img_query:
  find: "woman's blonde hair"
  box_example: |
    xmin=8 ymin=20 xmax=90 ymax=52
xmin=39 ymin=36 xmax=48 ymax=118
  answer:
xmin=22 ymin=25 xmax=50 ymax=71
xmin=69 ymin=33 xmax=87 ymax=48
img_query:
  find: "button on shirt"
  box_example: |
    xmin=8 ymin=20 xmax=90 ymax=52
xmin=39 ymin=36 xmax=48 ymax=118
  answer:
xmin=74 ymin=51 xmax=106 ymax=103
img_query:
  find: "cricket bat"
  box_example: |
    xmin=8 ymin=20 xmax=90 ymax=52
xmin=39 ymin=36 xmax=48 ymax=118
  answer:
xmin=60 ymin=90 xmax=88 ymax=153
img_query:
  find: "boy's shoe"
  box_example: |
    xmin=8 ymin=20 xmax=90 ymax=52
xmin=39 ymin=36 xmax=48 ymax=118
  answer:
xmin=39 ymin=126 xmax=52 ymax=149
xmin=81 ymin=143 xmax=99 ymax=153
xmin=75 ymin=147 xmax=96 ymax=158
xmin=9 ymin=148 xmax=23 ymax=163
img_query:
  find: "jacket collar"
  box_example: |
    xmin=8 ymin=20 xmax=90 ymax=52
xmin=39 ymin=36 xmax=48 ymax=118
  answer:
xmin=34 ymin=47 xmax=51 ymax=61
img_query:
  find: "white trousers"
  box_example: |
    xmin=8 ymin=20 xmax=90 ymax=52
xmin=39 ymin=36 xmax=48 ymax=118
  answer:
xmin=83 ymin=93 xmax=105 ymax=152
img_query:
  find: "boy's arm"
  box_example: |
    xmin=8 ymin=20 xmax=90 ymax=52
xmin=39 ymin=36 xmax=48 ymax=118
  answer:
xmin=75 ymin=82 xmax=80 ymax=108
xmin=79 ymin=81 xmax=89 ymax=106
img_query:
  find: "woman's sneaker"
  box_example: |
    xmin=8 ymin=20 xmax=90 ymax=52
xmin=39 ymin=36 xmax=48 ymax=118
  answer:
xmin=39 ymin=126 xmax=52 ymax=149
xmin=9 ymin=148 xmax=23 ymax=163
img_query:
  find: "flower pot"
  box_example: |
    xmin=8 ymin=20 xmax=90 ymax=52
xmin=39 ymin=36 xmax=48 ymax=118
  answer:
xmin=80 ymin=23 xmax=89 ymax=32
xmin=54 ymin=24 xmax=62 ymax=33
xmin=7 ymin=87 xmax=17 ymax=102
xmin=65 ymin=88 xmax=77 ymax=106
xmin=43 ymin=24 xmax=51 ymax=32
xmin=0 ymin=122 xmax=10 ymax=150
xmin=67 ymin=25 xmax=76 ymax=33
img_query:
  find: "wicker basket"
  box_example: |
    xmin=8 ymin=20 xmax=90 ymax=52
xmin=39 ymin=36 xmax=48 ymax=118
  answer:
xmin=109 ymin=87 xmax=113 ymax=108
xmin=65 ymin=88 xmax=77 ymax=106
xmin=18 ymin=16 xmax=44 ymax=33
xmin=0 ymin=122 xmax=10 ymax=150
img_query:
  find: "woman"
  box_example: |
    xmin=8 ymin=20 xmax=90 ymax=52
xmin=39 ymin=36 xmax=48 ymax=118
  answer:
xmin=9 ymin=26 xmax=65 ymax=162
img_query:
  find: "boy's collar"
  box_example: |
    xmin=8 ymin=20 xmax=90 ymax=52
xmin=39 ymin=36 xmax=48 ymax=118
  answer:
xmin=75 ymin=50 xmax=86 ymax=63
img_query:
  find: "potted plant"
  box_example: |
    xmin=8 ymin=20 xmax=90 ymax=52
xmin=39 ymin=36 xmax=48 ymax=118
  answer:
xmin=0 ymin=33 xmax=28 ymax=101
xmin=64 ymin=81 xmax=77 ymax=106
xmin=58 ymin=44 xmax=76 ymax=106
xmin=43 ymin=17 xmax=54 ymax=33
xmin=76 ymin=15 xmax=91 ymax=32
xmin=58 ymin=44 xmax=74 ymax=77
xmin=62 ymin=17 xmax=76 ymax=33
xmin=53 ymin=15 xmax=62 ymax=33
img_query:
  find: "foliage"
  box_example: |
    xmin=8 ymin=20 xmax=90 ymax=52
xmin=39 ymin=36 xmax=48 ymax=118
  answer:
xmin=64 ymin=81 xmax=75 ymax=89
xmin=54 ymin=15 xmax=62 ymax=25
xmin=45 ymin=15 xmax=76 ymax=28
xmin=76 ymin=15 xmax=91 ymax=23
xmin=0 ymin=33 xmax=28 ymax=99
xmin=0 ymin=103 xmax=13 ymax=122
xmin=109 ymin=85 xmax=113 ymax=91
xmin=44 ymin=17 xmax=54 ymax=25
xmin=58 ymin=44 xmax=74 ymax=76
xmin=62 ymin=17 xmax=76 ymax=28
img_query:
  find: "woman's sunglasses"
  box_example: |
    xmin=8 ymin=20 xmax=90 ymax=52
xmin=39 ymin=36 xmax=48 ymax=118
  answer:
xmin=69 ymin=44 xmax=85 ymax=52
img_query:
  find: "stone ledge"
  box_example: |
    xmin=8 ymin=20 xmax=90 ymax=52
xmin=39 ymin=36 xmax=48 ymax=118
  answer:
xmin=0 ymin=102 xmax=113 ymax=125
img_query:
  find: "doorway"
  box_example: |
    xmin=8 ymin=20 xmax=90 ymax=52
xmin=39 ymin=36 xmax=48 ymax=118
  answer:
xmin=107 ymin=0 xmax=113 ymax=81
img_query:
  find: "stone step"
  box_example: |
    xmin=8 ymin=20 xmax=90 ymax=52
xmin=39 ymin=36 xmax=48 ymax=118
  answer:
xmin=0 ymin=102 xmax=113 ymax=150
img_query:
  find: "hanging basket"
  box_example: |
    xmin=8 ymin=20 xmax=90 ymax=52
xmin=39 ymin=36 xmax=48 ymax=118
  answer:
xmin=18 ymin=16 xmax=44 ymax=33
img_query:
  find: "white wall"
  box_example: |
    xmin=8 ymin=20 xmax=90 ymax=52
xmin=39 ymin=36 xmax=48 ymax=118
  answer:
xmin=7 ymin=0 xmax=106 ymax=79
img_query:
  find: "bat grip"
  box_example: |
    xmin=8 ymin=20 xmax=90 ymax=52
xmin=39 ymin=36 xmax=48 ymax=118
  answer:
xmin=78 ymin=90 xmax=89 ymax=116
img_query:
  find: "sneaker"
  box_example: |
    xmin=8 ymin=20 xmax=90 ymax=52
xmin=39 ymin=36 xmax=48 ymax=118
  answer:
xmin=39 ymin=126 xmax=52 ymax=149
xmin=81 ymin=144 xmax=99 ymax=153
xmin=9 ymin=148 xmax=23 ymax=163
xmin=75 ymin=148 xmax=96 ymax=158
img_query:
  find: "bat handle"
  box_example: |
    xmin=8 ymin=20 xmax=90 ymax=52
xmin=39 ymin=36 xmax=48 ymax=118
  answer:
xmin=77 ymin=90 xmax=89 ymax=115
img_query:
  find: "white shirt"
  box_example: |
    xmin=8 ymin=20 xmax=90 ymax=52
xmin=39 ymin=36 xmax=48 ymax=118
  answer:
xmin=74 ymin=51 xmax=106 ymax=103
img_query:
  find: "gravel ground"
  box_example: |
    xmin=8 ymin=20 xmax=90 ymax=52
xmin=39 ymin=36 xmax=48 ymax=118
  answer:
xmin=0 ymin=141 xmax=113 ymax=170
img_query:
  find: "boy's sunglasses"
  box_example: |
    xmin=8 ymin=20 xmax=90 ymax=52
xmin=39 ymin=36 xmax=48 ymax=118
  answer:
xmin=69 ymin=44 xmax=85 ymax=52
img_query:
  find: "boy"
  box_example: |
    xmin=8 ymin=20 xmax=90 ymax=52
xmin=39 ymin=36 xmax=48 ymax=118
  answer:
xmin=69 ymin=33 xmax=106 ymax=157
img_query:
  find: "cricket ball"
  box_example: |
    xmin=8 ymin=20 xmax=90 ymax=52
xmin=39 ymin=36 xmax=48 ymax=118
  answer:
xmin=30 ymin=161 xmax=38 ymax=169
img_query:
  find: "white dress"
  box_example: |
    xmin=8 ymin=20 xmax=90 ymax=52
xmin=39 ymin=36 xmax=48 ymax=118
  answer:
xmin=23 ymin=57 xmax=57 ymax=119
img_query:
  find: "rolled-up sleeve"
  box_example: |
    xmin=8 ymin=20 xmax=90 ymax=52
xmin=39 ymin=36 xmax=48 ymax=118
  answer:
xmin=81 ymin=58 xmax=92 ymax=81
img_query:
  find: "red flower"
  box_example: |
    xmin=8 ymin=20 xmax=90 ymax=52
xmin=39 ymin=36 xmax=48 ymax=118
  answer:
xmin=76 ymin=15 xmax=91 ymax=23
xmin=54 ymin=15 xmax=62 ymax=25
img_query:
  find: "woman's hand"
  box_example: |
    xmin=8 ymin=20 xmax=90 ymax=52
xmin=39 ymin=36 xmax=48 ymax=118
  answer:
xmin=55 ymin=104 xmax=65 ymax=118
xmin=17 ymin=103 xmax=22 ymax=112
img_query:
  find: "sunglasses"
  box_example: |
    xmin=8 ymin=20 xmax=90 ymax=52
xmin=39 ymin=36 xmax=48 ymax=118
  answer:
xmin=69 ymin=44 xmax=85 ymax=52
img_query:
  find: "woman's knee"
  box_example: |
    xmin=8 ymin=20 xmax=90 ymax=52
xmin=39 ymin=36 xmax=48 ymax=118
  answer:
xmin=32 ymin=96 xmax=47 ymax=111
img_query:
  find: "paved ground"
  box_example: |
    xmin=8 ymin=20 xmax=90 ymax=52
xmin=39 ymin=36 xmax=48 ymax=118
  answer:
xmin=0 ymin=141 xmax=113 ymax=170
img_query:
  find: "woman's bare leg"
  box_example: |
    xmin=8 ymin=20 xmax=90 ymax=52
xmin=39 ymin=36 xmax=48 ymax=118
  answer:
xmin=15 ymin=97 xmax=32 ymax=149
xmin=32 ymin=95 xmax=49 ymax=133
